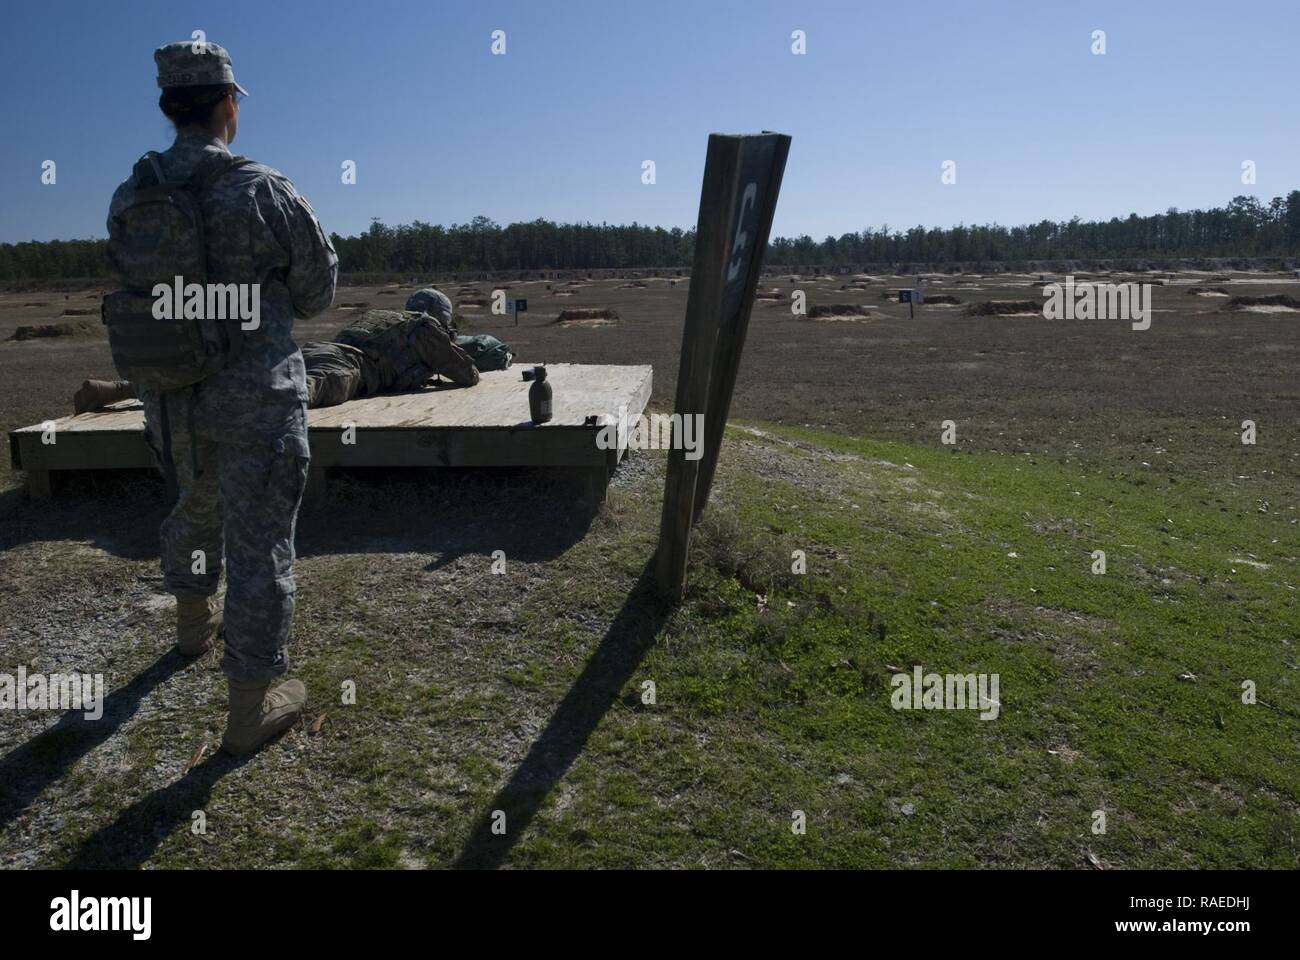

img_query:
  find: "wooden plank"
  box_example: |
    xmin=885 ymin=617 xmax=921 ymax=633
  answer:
xmin=7 ymin=363 xmax=653 ymax=480
xmin=306 ymin=363 xmax=651 ymax=430
xmin=13 ymin=431 xmax=154 ymax=471
xmin=307 ymin=425 xmax=612 ymax=468
xmin=653 ymin=133 xmax=791 ymax=599
xmin=10 ymin=401 xmax=151 ymax=435
xmin=622 ymin=364 xmax=654 ymax=457
xmin=8 ymin=364 xmax=652 ymax=434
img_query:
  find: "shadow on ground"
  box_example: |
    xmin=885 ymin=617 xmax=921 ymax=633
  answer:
xmin=453 ymin=561 xmax=672 ymax=868
xmin=62 ymin=750 xmax=254 ymax=869
xmin=0 ymin=464 xmax=604 ymax=569
xmin=0 ymin=651 xmax=187 ymax=837
xmin=0 ymin=473 xmax=164 ymax=560
xmin=299 ymin=466 xmax=600 ymax=569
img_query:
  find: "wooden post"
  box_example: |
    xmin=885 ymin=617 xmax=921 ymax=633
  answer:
xmin=691 ymin=136 xmax=791 ymax=524
xmin=653 ymin=132 xmax=791 ymax=599
xmin=11 ymin=432 xmax=55 ymax=500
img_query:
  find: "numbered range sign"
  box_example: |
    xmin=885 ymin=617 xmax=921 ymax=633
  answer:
xmin=655 ymin=131 xmax=792 ymax=598
xmin=509 ymin=298 xmax=527 ymax=325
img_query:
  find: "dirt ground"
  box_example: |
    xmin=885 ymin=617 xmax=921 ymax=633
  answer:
xmin=4 ymin=270 xmax=1297 ymax=490
xmin=1 ymin=270 xmax=1297 ymax=868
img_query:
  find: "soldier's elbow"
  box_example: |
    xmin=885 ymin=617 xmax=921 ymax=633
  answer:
xmin=293 ymin=285 xmax=336 ymax=319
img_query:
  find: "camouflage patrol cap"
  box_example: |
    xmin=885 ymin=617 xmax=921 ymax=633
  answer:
xmin=154 ymin=40 xmax=249 ymax=95
xmin=405 ymin=288 xmax=452 ymax=317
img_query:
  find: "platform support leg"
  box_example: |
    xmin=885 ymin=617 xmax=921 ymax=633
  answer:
xmin=577 ymin=466 xmax=608 ymax=519
xmin=27 ymin=469 xmax=53 ymax=501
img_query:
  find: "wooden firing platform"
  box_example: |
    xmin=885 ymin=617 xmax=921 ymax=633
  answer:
xmin=9 ymin=363 xmax=653 ymax=507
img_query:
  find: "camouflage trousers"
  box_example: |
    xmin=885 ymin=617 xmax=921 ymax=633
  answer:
xmin=302 ymin=340 xmax=373 ymax=408
xmin=142 ymin=389 xmax=309 ymax=683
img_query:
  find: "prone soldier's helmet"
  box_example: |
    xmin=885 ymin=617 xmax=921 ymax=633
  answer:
xmin=405 ymin=288 xmax=453 ymax=324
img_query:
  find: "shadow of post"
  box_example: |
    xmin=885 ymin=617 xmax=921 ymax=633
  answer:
xmin=454 ymin=562 xmax=673 ymax=869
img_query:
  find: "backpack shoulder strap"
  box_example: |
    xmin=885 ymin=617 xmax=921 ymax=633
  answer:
xmin=130 ymin=151 xmax=168 ymax=188
xmin=186 ymin=153 xmax=257 ymax=194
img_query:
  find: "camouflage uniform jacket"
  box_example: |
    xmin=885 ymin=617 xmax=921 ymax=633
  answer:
xmin=107 ymin=131 xmax=337 ymax=457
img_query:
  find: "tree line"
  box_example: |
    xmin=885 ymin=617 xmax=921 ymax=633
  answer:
xmin=2 ymin=193 xmax=1297 ymax=281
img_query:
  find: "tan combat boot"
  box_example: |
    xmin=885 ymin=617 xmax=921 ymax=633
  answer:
xmin=221 ymin=678 xmax=307 ymax=755
xmin=73 ymin=379 xmax=136 ymax=414
xmin=176 ymin=593 xmax=222 ymax=656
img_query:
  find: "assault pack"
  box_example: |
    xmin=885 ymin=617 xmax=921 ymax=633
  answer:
xmin=454 ymin=335 xmax=514 ymax=372
xmin=103 ymin=151 xmax=255 ymax=392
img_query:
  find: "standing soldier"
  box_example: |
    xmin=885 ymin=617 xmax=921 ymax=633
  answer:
xmin=105 ymin=41 xmax=337 ymax=754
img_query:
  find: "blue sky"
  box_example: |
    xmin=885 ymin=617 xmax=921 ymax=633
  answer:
xmin=1 ymin=0 xmax=1296 ymax=244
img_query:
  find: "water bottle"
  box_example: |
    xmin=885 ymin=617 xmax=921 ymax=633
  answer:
xmin=522 ymin=366 xmax=552 ymax=424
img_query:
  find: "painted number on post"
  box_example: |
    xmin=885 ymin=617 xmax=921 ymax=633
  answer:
xmin=726 ymin=183 xmax=759 ymax=282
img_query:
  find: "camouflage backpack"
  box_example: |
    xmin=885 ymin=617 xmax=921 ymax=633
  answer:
xmin=103 ymin=151 xmax=255 ymax=392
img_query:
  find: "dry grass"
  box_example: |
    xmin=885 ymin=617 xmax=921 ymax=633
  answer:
xmin=7 ymin=319 xmax=100 ymax=341
xmin=554 ymin=308 xmax=620 ymax=324
xmin=1228 ymin=294 xmax=1300 ymax=310
xmin=967 ymin=299 xmax=1041 ymax=316
xmin=806 ymin=303 xmax=870 ymax=319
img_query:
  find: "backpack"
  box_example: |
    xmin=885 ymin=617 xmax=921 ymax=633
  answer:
xmin=102 ymin=151 xmax=256 ymax=392
xmin=454 ymin=335 xmax=514 ymax=372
